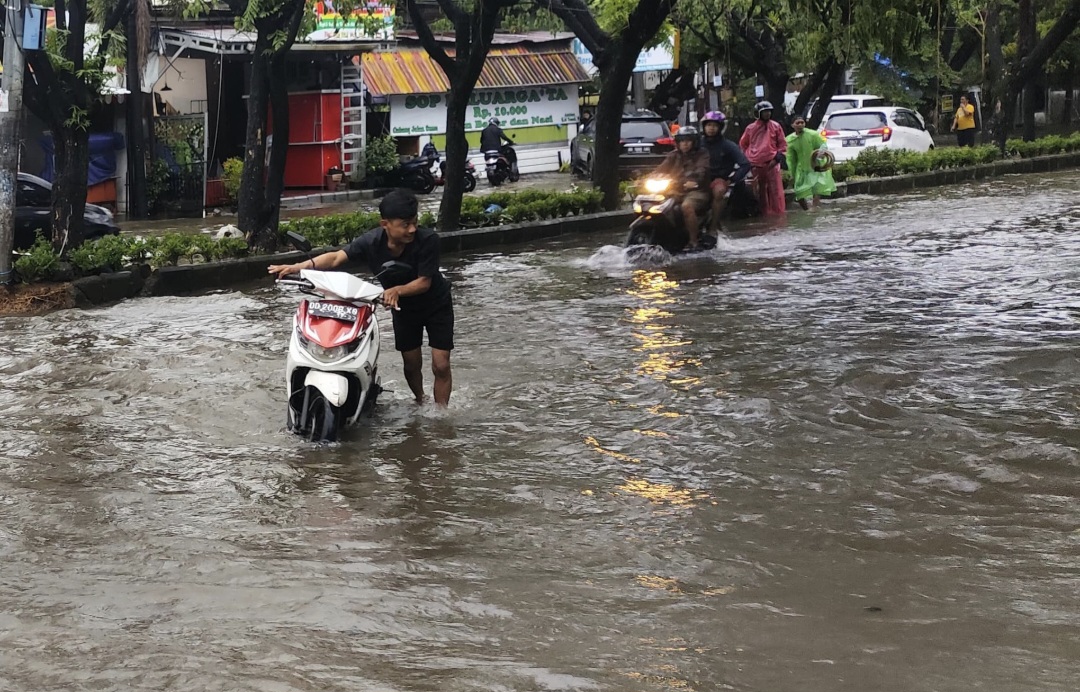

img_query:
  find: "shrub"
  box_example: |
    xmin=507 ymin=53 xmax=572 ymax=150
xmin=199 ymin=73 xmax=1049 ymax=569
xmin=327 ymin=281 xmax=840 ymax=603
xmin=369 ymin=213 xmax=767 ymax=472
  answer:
xmin=222 ymin=158 xmax=243 ymax=203
xmin=14 ymin=235 xmax=58 ymax=283
xmin=364 ymin=135 xmax=399 ymax=177
xmin=70 ymin=234 xmax=134 ymax=273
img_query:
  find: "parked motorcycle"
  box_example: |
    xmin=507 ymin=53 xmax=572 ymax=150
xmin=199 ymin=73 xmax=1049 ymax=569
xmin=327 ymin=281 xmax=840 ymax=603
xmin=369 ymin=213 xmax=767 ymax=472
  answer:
xmin=483 ymin=142 xmax=520 ymax=187
xmin=276 ymin=233 xmax=410 ymax=442
xmin=423 ymin=144 xmax=477 ymax=193
xmin=625 ymin=177 xmax=718 ymax=257
xmin=384 ymin=155 xmax=437 ymax=194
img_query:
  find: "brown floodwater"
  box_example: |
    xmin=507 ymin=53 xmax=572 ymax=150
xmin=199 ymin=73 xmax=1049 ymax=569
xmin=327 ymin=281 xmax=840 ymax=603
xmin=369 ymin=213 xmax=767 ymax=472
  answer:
xmin=3 ymin=171 xmax=1080 ymax=691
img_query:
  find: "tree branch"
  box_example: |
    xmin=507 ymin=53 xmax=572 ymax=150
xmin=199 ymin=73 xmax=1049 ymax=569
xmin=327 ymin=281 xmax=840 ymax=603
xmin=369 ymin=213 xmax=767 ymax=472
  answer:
xmin=408 ymin=0 xmax=456 ymax=79
xmin=546 ymin=0 xmax=609 ymax=58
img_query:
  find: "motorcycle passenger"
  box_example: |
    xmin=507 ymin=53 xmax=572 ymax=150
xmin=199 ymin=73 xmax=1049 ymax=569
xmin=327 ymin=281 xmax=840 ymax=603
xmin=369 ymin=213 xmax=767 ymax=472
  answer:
xmin=480 ymin=117 xmax=514 ymax=153
xmin=652 ymin=125 xmax=710 ymax=251
xmin=739 ymin=101 xmax=788 ymax=217
xmin=700 ymin=110 xmax=751 ymax=234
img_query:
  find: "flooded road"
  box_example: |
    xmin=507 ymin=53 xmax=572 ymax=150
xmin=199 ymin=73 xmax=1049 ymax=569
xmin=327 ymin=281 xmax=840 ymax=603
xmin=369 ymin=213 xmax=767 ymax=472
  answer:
xmin=4 ymin=171 xmax=1080 ymax=691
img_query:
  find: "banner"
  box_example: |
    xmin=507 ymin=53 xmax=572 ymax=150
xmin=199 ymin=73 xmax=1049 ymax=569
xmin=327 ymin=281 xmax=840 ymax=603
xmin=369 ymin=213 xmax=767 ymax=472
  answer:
xmin=571 ymin=37 xmax=675 ymax=75
xmin=390 ymin=85 xmax=580 ymax=136
xmin=307 ymin=1 xmax=394 ymax=42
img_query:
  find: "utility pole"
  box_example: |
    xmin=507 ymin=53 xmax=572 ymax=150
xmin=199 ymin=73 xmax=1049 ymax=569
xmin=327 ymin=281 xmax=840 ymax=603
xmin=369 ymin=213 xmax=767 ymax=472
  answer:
xmin=0 ymin=0 xmax=27 ymax=285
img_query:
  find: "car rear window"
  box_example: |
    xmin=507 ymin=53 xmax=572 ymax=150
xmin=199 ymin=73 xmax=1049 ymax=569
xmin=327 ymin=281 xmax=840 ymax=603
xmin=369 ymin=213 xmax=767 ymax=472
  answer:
xmin=825 ymin=112 xmax=888 ymax=131
xmin=825 ymin=99 xmax=859 ymax=115
xmin=621 ymin=121 xmax=667 ymax=140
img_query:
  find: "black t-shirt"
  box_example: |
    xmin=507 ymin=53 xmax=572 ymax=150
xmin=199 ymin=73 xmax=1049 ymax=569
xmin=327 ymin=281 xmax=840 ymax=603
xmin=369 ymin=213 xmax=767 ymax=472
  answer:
xmin=343 ymin=227 xmax=451 ymax=312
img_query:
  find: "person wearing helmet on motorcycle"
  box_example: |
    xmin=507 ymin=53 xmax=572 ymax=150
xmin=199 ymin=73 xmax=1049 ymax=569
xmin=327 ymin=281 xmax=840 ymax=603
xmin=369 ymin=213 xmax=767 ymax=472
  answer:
xmin=739 ymin=100 xmax=788 ymax=216
xmin=700 ymin=110 xmax=751 ymax=234
xmin=480 ymin=117 xmax=514 ymax=153
xmin=653 ymin=125 xmax=710 ymax=250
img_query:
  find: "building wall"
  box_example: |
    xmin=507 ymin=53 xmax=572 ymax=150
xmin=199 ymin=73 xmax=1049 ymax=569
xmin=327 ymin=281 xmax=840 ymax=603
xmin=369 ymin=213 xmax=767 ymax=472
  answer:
xmin=154 ymin=57 xmax=208 ymax=115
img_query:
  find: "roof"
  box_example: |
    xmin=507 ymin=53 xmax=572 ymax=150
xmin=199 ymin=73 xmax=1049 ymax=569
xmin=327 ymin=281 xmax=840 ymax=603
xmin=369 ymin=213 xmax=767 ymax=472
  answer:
xmin=396 ymin=30 xmax=577 ymax=46
xmin=362 ymin=48 xmax=590 ymax=96
xmin=160 ymin=26 xmax=389 ymax=55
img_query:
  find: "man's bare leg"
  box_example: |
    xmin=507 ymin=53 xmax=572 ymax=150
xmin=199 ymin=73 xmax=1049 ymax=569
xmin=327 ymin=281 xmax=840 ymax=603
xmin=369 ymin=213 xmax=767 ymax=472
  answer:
xmin=431 ymin=348 xmax=452 ymax=407
xmin=401 ymin=348 xmax=425 ymax=404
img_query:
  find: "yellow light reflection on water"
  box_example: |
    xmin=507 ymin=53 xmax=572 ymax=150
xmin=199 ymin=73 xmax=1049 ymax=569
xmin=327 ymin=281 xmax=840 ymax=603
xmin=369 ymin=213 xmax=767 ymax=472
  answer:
xmin=583 ymin=435 xmax=642 ymax=464
xmin=624 ymin=270 xmax=701 ymax=386
xmin=617 ymin=477 xmax=710 ymax=506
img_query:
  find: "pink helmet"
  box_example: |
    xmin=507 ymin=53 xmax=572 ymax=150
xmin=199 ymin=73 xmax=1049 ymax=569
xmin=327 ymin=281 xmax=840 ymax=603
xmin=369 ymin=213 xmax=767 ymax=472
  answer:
xmin=701 ymin=110 xmax=728 ymax=133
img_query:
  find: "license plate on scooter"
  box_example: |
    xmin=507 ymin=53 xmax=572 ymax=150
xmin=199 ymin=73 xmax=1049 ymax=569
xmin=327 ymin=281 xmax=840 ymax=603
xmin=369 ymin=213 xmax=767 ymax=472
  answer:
xmin=308 ymin=301 xmax=359 ymax=322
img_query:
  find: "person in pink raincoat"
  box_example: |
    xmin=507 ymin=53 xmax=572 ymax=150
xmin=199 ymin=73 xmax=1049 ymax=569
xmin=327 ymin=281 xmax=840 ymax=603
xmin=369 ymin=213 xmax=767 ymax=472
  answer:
xmin=739 ymin=101 xmax=788 ymax=216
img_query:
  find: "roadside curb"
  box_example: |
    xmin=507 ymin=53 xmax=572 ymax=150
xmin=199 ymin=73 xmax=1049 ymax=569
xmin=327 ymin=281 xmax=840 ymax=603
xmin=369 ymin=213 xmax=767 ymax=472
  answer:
xmin=69 ymin=210 xmax=635 ymax=305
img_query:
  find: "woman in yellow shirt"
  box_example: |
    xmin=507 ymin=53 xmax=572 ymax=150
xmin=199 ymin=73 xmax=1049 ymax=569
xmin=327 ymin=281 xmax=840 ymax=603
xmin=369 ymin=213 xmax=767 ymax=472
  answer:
xmin=952 ymin=95 xmax=976 ymax=147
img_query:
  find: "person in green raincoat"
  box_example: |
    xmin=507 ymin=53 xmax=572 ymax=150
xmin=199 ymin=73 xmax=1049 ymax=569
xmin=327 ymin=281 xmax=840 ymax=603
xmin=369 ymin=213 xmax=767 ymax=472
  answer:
xmin=786 ymin=115 xmax=836 ymax=210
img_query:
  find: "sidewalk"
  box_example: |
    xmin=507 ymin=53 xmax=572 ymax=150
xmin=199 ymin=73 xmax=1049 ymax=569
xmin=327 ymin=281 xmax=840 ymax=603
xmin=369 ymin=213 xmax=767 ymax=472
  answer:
xmin=119 ymin=172 xmax=584 ymax=236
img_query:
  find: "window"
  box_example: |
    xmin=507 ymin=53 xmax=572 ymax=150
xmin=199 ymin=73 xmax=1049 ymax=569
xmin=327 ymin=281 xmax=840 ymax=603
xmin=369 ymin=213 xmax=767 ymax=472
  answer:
xmin=825 ymin=112 xmax=889 ymax=131
xmin=897 ymin=110 xmax=923 ymax=130
xmin=620 ymin=121 xmax=667 ymax=140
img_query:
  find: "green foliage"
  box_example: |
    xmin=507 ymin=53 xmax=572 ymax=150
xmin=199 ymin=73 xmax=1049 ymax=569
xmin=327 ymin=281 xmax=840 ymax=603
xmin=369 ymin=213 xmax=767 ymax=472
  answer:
xmin=70 ymin=234 xmax=135 ymax=273
xmin=280 ymin=211 xmax=383 ymax=247
xmin=1006 ymin=131 xmax=1080 ymax=157
xmin=364 ymin=135 xmax=400 ymax=177
xmin=223 ymin=158 xmax=244 ymax=203
xmin=847 ymin=144 xmax=1005 ymax=178
xmin=278 ymin=189 xmax=606 ymax=244
xmin=14 ymin=235 xmax=59 ymax=283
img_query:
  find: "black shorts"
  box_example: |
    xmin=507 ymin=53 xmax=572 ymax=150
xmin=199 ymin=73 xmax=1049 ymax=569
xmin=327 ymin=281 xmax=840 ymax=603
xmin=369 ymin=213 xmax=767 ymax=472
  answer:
xmin=957 ymin=129 xmax=976 ymax=147
xmin=391 ymin=299 xmax=454 ymax=352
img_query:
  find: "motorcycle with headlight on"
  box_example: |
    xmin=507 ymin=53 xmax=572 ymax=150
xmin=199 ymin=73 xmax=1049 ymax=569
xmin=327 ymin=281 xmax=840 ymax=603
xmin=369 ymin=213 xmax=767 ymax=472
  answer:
xmin=276 ymin=233 xmax=412 ymax=442
xmin=625 ymin=177 xmax=717 ymax=257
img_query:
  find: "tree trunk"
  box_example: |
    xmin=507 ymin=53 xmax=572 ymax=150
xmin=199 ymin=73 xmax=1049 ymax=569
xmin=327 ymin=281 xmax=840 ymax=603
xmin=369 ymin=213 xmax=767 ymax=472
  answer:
xmin=649 ymin=59 xmax=704 ymax=120
xmin=985 ymin=2 xmax=1004 ymax=106
xmin=807 ymin=63 xmax=846 ymax=130
xmin=51 ymin=126 xmax=90 ymax=254
xmin=792 ymin=55 xmax=837 ymax=117
xmin=1064 ymin=63 xmax=1074 ymax=128
xmin=247 ymin=53 xmax=290 ymax=253
xmin=125 ymin=9 xmax=148 ymax=219
xmin=593 ymin=45 xmax=638 ymax=210
xmin=438 ymin=87 xmax=472 ymax=232
xmin=1018 ymin=0 xmax=1037 ymax=141
xmin=238 ymin=39 xmax=271 ymax=241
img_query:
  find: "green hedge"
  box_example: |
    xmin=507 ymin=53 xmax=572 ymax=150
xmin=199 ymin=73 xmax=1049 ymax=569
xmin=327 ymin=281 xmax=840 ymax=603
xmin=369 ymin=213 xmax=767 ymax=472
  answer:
xmin=844 ymin=131 xmax=1080 ymax=179
xmin=278 ymin=187 xmax=604 ymax=246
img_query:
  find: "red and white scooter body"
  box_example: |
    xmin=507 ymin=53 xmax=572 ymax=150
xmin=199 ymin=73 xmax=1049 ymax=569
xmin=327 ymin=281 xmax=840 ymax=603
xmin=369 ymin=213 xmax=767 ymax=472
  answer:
xmin=282 ymin=270 xmax=383 ymax=439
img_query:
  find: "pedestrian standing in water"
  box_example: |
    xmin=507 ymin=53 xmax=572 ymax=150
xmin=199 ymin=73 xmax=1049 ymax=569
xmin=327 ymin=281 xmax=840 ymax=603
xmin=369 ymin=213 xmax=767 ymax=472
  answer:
xmin=785 ymin=115 xmax=836 ymax=210
xmin=739 ymin=101 xmax=788 ymax=216
xmin=268 ymin=189 xmax=454 ymax=407
xmin=952 ymin=95 xmax=977 ymax=148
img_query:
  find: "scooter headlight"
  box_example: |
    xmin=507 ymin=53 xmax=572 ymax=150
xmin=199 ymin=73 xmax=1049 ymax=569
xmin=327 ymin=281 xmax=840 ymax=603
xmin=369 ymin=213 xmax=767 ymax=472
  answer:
xmin=644 ymin=178 xmax=670 ymax=194
xmin=299 ymin=334 xmax=350 ymax=362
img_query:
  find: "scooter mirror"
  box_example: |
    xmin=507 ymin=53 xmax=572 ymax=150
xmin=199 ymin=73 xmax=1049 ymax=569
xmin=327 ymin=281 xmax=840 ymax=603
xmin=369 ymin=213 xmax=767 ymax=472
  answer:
xmin=286 ymin=231 xmax=312 ymax=253
xmin=377 ymin=260 xmax=414 ymax=281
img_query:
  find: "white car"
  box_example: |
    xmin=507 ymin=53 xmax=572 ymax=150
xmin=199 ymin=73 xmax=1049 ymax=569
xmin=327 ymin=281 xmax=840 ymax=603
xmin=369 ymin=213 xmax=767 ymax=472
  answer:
xmin=821 ymin=107 xmax=935 ymax=162
xmin=805 ymin=94 xmax=886 ymax=118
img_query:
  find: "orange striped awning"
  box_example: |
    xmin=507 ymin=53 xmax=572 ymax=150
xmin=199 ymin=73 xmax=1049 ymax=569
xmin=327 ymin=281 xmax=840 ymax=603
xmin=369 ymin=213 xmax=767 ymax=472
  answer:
xmin=362 ymin=48 xmax=590 ymax=97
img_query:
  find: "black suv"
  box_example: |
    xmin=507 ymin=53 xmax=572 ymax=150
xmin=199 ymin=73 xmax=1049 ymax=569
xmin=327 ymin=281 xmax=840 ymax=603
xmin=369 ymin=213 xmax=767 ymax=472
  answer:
xmin=571 ymin=110 xmax=674 ymax=179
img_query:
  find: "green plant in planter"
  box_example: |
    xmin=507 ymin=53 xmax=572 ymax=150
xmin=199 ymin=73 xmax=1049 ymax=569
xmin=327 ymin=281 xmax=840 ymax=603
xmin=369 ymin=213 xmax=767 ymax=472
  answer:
xmin=364 ymin=135 xmax=400 ymax=178
xmin=14 ymin=234 xmax=58 ymax=283
xmin=222 ymin=158 xmax=243 ymax=203
xmin=70 ymin=234 xmax=134 ymax=274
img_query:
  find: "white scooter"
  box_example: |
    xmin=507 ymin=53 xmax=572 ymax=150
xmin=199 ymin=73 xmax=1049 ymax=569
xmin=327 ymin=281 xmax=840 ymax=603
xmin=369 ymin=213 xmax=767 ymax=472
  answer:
xmin=276 ymin=233 xmax=409 ymax=442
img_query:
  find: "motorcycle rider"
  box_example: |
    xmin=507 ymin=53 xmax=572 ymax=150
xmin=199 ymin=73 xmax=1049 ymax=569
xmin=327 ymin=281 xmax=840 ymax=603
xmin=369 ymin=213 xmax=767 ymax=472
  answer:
xmin=652 ymin=125 xmax=710 ymax=251
xmin=268 ymin=189 xmax=454 ymax=407
xmin=699 ymin=110 xmax=751 ymax=234
xmin=480 ymin=117 xmax=514 ymax=153
xmin=739 ymin=101 xmax=788 ymax=216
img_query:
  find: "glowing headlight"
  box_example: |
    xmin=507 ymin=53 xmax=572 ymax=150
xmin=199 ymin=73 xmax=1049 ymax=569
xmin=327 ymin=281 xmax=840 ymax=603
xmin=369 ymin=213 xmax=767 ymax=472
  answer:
xmin=303 ymin=340 xmax=349 ymax=362
xmin=644 ymin=178 xmax=670 ymax=194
